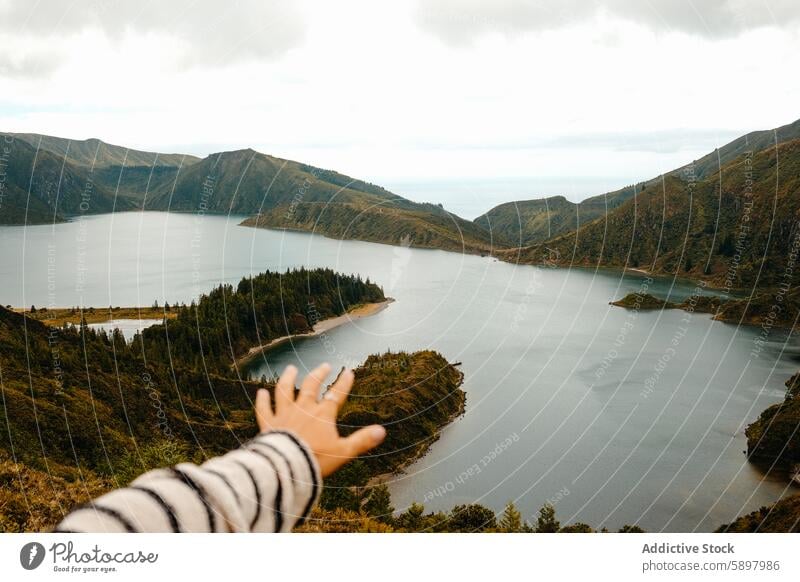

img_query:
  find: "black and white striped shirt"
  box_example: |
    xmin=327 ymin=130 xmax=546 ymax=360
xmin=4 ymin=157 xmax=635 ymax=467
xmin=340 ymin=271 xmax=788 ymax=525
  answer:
xmin=55 ymin=431 xmax=321 ymax=533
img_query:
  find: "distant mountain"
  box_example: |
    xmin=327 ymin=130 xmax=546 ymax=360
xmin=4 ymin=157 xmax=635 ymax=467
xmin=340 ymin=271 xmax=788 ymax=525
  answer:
xmin=8 ymin=132 xmax=197 ymax=168
xmin=141 ymin=148 xmax=404 ymax=213
xmin=477 ymin=117 xmax=800 ymax=246
xmin=242 ymin=199 xmax=498 ymax=253
xmin=475 ymin=181 xmax=663 ymax=246
xmin=496 ymin=137 xmax=800 ymax=289
xmin=679 ymin=117 xmax=800 ymax=181
xmin=0 ymin=132 xmax=498 ymax=252
xmin=0 ymin=137 xmax=137 ymax=224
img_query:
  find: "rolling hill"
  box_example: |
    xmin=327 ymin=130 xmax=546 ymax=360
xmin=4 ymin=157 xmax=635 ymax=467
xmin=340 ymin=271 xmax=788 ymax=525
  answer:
xmin=242 ymin=199 xmax=499 ymax=253
xmin=0 ymin=137 xmax=138 ymax=224
xmin=140 ymin=147 xmax=401 ymax=213
xmin=8 ymin=132 xmax=197 ymax=168
xmin=0 ymin=132 xmax=499 ymax=252
xmin=495 ymin=136 xmax=800 ymax=289
xmin=477 ymin=117 xmax=800 ymax=246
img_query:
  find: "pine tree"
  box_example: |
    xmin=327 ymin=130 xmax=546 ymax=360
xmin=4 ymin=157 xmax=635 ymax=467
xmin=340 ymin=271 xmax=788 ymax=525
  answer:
xmin=535 ymin=503 xmax=560 ymax=533
xmin=395 ymin=502 xmax=425 ymax=531
xmin=363 ymin=484 xmax=394 ymax=523
xmin=499 ymin=501 xmax=524 ymax=532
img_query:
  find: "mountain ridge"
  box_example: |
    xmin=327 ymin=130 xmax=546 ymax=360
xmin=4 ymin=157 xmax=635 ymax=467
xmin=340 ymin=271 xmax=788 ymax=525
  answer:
xmin=476 ymin=117 xmax=800 ymax=246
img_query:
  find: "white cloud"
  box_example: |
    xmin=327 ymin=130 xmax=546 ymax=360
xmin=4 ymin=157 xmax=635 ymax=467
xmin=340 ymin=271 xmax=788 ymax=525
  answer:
xmin=0 ymin=0 xmax=798 ymax=209
xmin=415 ymin=0 xmax=800 ymax=44
xmin=0 ymin=0 xmax=307 ymax=74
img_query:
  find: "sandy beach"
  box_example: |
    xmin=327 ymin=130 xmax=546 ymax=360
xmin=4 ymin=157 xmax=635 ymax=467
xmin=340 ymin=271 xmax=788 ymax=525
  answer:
xmin=235 ymin=298 xmax=395 ymax=367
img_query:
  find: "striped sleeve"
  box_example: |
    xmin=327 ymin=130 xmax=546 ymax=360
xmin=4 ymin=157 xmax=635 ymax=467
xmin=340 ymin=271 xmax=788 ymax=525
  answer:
xmin=54 ymin=430 xmax=322 ymax=533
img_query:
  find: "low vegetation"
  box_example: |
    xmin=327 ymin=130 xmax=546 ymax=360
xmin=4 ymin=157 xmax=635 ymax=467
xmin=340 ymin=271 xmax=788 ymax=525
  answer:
xmin=241 ymin=200 xmax=497 ymax=254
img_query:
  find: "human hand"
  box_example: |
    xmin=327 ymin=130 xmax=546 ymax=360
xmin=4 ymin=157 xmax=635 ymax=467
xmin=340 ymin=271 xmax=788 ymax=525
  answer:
xmin=254 ymin=363 xmax=386 ymax=477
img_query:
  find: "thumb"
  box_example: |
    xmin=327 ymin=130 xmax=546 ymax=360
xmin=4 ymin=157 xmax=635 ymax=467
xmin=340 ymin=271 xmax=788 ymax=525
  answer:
xmin=344 ymin=425 xmax=387 ymax=457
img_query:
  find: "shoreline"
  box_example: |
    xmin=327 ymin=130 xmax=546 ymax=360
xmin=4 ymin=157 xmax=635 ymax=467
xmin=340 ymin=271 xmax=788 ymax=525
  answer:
xmin=366 ymin=367 xmax=466 ymax=488
xmin=238 ymin=219 xmax=494 ymax=256
xmin=235 ymin=298 xmax=395 ymax=368
xmin=610 ymin=292 xmax=800 ymax=333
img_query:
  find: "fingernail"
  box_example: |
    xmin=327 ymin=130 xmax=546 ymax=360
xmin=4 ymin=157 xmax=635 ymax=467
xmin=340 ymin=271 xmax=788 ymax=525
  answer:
xmin=285 ymin=364 xmax=297 ymax=374
xmin=370 ymin=425 xmax=387 ymax=443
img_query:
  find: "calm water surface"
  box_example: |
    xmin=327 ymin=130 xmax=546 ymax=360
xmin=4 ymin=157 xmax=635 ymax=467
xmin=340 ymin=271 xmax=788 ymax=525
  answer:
xmin=1 ymin=211 xmax=798 ymax=531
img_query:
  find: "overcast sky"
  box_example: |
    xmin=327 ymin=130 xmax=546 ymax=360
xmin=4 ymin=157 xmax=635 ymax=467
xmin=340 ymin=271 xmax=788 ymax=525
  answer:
xmin=1 ymin=0 xmax=799 ymax=213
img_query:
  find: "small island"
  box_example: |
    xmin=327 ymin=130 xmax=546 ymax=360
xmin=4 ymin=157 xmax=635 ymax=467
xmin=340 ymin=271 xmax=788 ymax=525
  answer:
xmin=610 ymin=290 xmax=800 ymax=331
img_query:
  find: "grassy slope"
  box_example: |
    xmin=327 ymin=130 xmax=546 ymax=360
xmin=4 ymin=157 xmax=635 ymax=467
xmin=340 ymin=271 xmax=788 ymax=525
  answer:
xmin=143 ymin=148 xmax=402 ymax=214
xmin=497 ymin=138 xmax=800 ymax=289
xmin=8 ymin=133 xmax=198 ymax=168
xmin=2 ymin=132 xmax=497 ymax=251
xmin=477 ymin=117 xmax=800 ymax=247
xmin=243 ymin=200 xmax=498 ymax=253
xmin=0 ymin=137 xmax=138 ymax=225
xmin=680 ymin=117 xmax=800 ymax=181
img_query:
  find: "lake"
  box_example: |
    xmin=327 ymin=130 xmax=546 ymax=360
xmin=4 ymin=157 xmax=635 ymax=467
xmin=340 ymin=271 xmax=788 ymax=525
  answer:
xmin=1 ymin=211 xmax=798 ymax=532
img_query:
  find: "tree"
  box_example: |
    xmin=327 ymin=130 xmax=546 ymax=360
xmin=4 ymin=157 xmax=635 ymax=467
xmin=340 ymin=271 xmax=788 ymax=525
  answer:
xmin=447 ymin=504 xmax=497 ymax=532
xmin=619 ymin=524 xmax=645 ymax=533
xmin=499 ymin=501 xmax=524 ymax=532
xmin=363 ymin=484 xmax=394 ymax=523
xmin=560 ymin=522 xmax=594 ymax=533
xmin=535 ymin=503 xmax=560 ymax=533
xmin=395 ymin=502 xmax=425 ymax=531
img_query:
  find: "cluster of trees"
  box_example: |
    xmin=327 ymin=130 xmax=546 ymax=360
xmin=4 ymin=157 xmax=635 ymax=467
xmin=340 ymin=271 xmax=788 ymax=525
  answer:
xmin=300 ymin=490 xmax=645 ymax=533
xmin=135 ymin=268 xmax=384 ymax=373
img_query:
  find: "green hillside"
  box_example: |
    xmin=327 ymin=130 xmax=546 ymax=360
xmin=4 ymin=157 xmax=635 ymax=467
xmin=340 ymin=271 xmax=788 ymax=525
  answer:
xmin=0 ymin=137 xmax=137 ymax=224
xmin=8 ymin=132 xmax=198 ymax=168
xmin=0 ymin=131 xmax=498 ymax=251
xmin=242 ymin=200 xmax=498 ymax=253
xmin=477 ymin=117 xmax=800 ymax=246
xmin=497 ymin=138 xmax=800 ymax=289
xmin=140 ymin=148 xmax=401 ymax=214
xmin=680 ymin=117 xmax=800 ymax=181
xmin=476 ymin=195 xmax=596 ymax=246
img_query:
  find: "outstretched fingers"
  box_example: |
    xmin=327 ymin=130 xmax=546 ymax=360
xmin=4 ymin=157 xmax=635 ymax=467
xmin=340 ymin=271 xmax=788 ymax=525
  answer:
xmin=255 ymin=388 xmax=273 ymax=432
xmin=275 ymin=365 xmax=299 ymax=413
xmin=298 ymin=362 xmax=331 ymax=406
xmin=343 ymin=425 xmax=387 ymax=458
xmin=320 ymin=368 xmax=355 ymax=416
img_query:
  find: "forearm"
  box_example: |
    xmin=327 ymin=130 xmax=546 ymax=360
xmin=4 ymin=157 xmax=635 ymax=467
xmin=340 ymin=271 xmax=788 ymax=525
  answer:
xmin=54 ymin=431 xmax=321 ymax=533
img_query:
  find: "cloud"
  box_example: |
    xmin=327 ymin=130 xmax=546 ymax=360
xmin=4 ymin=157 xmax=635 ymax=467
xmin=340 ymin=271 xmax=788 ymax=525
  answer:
xmin=0 ymin=51 xmax=62 ymax=79
xmin=0 ymin=0 xmax=308 ymax=74
xmin=415 ymin=0 xmax=800 ymax=44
